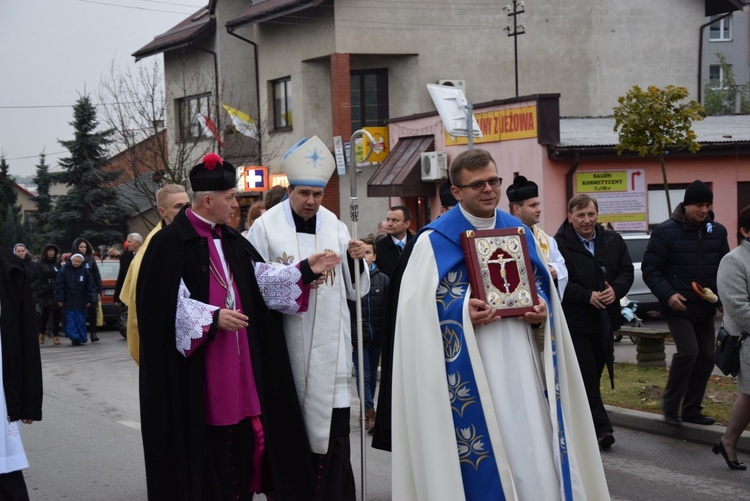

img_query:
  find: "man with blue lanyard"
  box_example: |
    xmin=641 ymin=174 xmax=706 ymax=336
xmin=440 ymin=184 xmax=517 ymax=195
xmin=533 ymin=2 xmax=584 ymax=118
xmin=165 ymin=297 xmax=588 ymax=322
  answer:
xmin=391 ymin=149 xmax=609 ymax=500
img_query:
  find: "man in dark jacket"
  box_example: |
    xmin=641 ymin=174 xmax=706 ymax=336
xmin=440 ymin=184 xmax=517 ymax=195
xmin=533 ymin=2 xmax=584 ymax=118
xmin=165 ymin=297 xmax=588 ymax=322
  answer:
xmin=375 ymin=205 xmax=414 ymax=277
xmin=114 ymin=233 xmax=142 ymax=304
xmin=555 ymin=194 xmax=634 ymax=449
xmin=0 ymin=245 xmax=43 ymax=499
xmin=642 ymin=180 xmax=729 ymax=427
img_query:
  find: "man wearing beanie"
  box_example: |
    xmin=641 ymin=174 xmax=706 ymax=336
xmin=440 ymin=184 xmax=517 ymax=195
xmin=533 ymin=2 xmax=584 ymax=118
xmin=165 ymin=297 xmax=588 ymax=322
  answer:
xmin=137 ymin=153 xmax=341 ymax=500
xmin=507 ymin=175 xmax=568 ymax=298
xmin=642 ymin=180 xmax=729 ymax=426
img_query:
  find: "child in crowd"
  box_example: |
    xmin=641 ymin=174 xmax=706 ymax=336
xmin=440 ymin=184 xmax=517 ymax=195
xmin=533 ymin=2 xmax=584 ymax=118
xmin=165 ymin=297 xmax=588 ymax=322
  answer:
xmin=348 ymin=236 xmax=389 ymax=433
xmin=54 ymin=253 xmax=97 ymax=346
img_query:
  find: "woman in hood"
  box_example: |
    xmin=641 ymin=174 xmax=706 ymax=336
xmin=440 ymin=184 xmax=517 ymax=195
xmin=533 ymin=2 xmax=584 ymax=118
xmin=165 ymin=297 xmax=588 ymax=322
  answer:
xmin=37 ymin=243 xmax=62 ymax=345
xmin=72 ymin=238 xmax=102 ymax=343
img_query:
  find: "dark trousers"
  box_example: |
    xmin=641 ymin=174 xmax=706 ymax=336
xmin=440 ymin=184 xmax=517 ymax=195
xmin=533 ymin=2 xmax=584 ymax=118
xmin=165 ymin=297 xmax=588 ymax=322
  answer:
xmin=0 ymin=470 xmax=30 ymax=501
xmin=313 ymin=408 xmax=356 ymax=501
xmin=86 ymin=301 xmax=98 ymax=336
xmin=353 ymin=344 xmax=382 ymax=411
xmin=571 ymin=331 xmax=612 ymax=436
xmin=663 ymin=316 xmax=716 ymax=417
xmin=40 ymin=303 xmax=61 ymax=336
xmin=204 ymin=419 xmax=255 ymax=501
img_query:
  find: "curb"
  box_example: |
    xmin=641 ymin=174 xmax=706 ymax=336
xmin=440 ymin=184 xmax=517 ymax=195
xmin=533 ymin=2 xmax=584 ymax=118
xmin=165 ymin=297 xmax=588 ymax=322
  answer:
xmin=607 ymin=405 xmax=750 ymax=454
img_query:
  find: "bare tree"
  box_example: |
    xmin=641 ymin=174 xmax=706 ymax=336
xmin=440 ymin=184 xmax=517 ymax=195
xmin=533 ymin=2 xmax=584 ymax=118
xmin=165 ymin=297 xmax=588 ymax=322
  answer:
xmin=99 ymin=58 xmax=288 ymax=231
xmin=98 ymin=60 xmax=215 ymax=229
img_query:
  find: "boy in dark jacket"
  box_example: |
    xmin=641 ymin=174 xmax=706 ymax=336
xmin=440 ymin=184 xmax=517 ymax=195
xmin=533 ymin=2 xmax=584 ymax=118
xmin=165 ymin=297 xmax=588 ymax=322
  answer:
xmin=348 ymin=237 xmax=389 ymax=433
xmin=55 ymin=253 xmax=97 ymax=346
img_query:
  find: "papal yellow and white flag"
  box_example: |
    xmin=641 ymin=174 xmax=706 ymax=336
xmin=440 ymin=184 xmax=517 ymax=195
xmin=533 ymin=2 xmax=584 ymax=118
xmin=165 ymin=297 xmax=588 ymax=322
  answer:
xmin=222 ymin=104 xmax=258 ymax=139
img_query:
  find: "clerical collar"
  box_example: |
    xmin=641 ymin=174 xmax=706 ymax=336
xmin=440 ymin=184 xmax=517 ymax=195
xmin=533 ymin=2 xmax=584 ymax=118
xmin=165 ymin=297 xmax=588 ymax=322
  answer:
xmin=187 ymin=208 xmax=222 ymax=237
xmin=291 ymin=209 xmax=317 ymax=234
xmin=458 ymin=203 xmax=496 ymax=230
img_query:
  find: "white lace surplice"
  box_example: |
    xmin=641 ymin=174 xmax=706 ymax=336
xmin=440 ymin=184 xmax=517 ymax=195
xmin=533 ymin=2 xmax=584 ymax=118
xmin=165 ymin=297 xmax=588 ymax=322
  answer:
xmin=253 ymin=262 xmax=303 ymax=314
xmin=175 ymin=264 xmax=304 ymax=356
xmin=175 ymin=280 xmax=219 ymax=356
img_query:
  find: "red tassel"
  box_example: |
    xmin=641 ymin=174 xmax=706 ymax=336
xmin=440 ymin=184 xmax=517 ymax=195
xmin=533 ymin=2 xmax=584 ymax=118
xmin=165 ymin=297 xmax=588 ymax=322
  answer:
xmin=202 ymin=152 xmax=222 ymax=171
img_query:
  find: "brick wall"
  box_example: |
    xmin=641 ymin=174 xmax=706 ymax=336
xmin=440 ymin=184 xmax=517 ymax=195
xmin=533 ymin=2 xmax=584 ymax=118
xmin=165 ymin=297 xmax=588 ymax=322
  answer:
xmin=326 ymin=52 xmax=351 ymax=217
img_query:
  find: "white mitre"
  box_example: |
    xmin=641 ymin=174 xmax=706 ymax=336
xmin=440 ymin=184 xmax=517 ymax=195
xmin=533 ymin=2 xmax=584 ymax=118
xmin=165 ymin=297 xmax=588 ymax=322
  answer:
xmin=282 ymin=136 xmax=335 ymax=187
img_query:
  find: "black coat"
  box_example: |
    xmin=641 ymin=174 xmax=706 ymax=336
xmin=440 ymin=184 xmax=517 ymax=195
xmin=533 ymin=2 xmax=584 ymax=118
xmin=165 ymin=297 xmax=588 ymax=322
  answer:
xmin=37 ymin=244 xmax=61 ymax=306
xmin=136 ymin=207 xmax=313 ymax=501
xmin=0 ymin=247 xmax=43 ymax=422
xmin=642 ymin=204 xmax=729 ymax=321
xmin=371 ymin=238 xmax=416 ymax=452
xmin=54 ymin=262 xmax=98 ymax=309
xmin=348 ymin=264 xmax=389 ymax=348
xmin=554 ymin=221 xmax=634 ymax=335
xmin=19 ymin=254 xmax=40 ymax=305
xmin=72 ymin=237 xmax=102 ymax=293
xmin=113 ymin=250 xmax=134 ymax=303
xmin=375 ymin=231 xmax=414 ymax=277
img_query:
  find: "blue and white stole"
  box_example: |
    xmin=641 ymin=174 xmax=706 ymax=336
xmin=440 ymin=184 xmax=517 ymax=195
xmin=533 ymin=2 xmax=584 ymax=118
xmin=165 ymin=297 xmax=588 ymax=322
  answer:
xmin=424 ymin=207 xmax=572 ymax=500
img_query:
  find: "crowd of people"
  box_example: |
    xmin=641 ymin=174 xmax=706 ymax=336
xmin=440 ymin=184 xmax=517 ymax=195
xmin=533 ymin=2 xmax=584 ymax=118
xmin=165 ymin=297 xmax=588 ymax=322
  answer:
xmin=4 ymin=140 xmax=750 ymax=500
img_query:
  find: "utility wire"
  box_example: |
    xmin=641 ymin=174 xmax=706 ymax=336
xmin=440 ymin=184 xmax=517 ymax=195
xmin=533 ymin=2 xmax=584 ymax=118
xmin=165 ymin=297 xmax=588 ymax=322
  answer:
xmin=77 ymin=0 xmax=196 ymax=14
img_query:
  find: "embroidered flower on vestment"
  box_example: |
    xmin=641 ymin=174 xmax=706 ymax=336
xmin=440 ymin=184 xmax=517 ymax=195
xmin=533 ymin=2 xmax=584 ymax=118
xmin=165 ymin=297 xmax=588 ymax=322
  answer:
xmin=437 ymin=270 xmax=467 ymax=310
xmin=455 ymin=425 xmax=490 ymax=470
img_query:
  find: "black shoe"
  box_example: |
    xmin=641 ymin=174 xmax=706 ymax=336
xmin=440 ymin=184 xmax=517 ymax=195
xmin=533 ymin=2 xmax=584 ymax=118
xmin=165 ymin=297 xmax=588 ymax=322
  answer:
xmin=682 ymin=413 xmax=716 ymax=425
xmin=71 ymin=339 xmax=81 ymax=346
xmin=598 ymin=432 xmax=615 ymax=449
xmin=712 ymin=440 xmax=747 ymax=470
xmin=664 ymin=414 xmax=682 ymax=427
xmin=91 ymin=334 xmax=99 ymax=342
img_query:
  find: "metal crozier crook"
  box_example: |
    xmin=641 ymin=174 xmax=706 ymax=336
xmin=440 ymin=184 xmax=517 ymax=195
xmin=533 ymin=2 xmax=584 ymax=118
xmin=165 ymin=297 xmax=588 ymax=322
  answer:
xmin=348 ymin=128 xmax=374 ymax=501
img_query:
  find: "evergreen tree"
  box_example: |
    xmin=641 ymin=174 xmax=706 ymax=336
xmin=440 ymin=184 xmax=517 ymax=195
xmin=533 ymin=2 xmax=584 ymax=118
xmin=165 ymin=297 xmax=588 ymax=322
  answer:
xmin=0 ymin=156 xmax=22 ymax=249
xmin=31 ymin=153 xmax=54 ymax=249
xmin=21 ymin=214 xmax=33 ymax=253
xmin=3 ymin=203 xmax=18 ymax=248
xmin=46 ymin=94 xmax=127 ymax=250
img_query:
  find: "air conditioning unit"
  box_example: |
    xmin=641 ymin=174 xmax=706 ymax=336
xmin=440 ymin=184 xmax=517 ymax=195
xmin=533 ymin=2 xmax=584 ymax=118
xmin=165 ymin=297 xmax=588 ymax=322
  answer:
xmin=437 ymin=79 xmax=466 ymax=92
xmin=421 ymin=151 xmax=448 ymax=182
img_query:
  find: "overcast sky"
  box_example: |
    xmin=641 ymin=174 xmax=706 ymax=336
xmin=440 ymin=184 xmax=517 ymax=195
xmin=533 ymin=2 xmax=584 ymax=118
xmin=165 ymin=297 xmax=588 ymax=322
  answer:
xmin=0 ymin=0 xmax=206 ymax=180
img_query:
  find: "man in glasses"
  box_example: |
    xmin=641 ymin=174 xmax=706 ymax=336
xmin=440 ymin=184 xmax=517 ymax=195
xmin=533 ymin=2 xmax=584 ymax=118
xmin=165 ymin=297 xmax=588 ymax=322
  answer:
xmin=388 ymin=149 xmax=608 ymax=499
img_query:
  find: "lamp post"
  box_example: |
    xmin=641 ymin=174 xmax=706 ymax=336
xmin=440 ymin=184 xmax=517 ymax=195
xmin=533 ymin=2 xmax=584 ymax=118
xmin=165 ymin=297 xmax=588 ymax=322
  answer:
xmin=504 ymin=1 xmax=526 ymax=97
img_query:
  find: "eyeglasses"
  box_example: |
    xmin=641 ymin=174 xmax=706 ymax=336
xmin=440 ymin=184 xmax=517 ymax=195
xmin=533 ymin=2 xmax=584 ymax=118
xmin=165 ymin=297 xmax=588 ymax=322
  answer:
xmin=455 ymin=177 xmax=503 ymax=192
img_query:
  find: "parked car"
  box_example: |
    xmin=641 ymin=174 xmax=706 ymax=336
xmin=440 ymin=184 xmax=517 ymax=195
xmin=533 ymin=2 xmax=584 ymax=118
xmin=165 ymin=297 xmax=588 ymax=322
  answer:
xmin=620 ymin=232 xmax=658 ymax=312
xmin=98 ymin=260 xmax=122 ymax=326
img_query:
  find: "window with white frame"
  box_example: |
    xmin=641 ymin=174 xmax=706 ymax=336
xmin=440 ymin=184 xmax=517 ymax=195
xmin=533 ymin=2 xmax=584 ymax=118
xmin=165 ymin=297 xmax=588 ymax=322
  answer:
xmin=709 ymin=64 xmax=731 ymax=88
xmin=177 ymin=94 xmax=211 ymax=141
xmin=709 ymin=15 xmax=732 ymax=41
xmin=272 ymin=77 xmax=292 ymax=130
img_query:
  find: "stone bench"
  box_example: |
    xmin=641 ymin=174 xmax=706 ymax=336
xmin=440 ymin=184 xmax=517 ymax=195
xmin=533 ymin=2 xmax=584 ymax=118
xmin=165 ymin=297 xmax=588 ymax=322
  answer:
xmin=616 ymin=326 xmax=671 ymax=367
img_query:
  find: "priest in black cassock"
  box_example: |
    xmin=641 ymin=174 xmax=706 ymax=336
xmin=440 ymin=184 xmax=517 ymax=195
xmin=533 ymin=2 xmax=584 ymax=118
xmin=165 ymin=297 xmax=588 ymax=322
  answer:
xmin=137 ymin=153 xmax=340 ymax=501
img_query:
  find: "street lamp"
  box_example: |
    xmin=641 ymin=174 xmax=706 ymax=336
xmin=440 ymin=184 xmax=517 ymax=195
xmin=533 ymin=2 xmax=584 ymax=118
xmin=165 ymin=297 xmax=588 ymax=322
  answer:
xmin=503 ymin=1 xmax=526 ymax=97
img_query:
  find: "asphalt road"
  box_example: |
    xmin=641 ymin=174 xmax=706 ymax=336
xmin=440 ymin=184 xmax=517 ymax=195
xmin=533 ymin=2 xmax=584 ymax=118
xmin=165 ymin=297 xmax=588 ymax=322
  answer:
xmin=22 ymin=327 xmax=750 ymax=500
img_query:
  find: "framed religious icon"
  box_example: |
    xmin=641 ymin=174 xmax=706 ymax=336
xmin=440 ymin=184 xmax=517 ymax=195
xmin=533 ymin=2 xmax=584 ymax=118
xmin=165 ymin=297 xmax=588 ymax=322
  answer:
xmin=460 ymin=227 xmax=539 ymax=318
